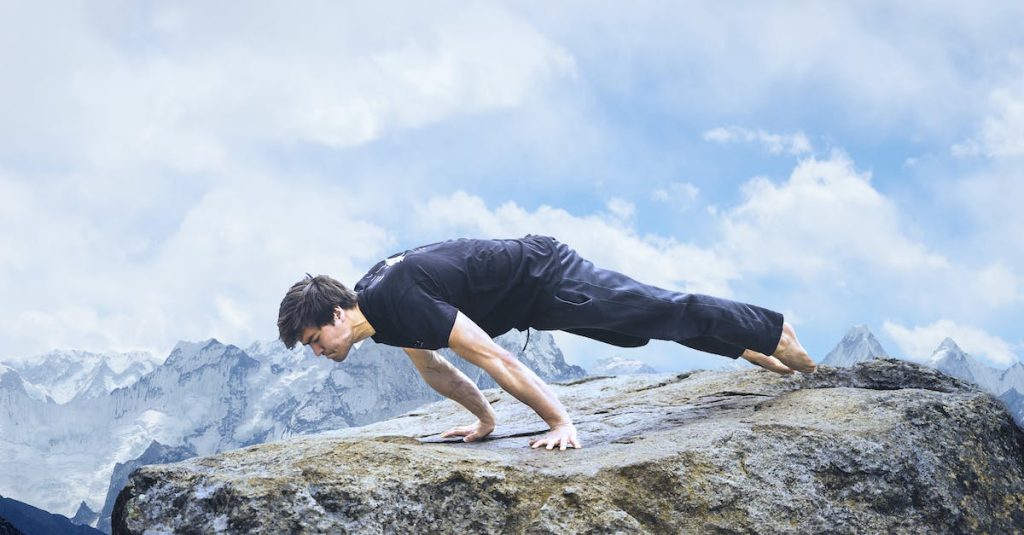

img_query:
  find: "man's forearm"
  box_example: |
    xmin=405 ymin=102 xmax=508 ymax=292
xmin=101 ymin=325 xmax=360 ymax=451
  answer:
xmin=420 ymin=363 xmax=497 ymax=424
xmin=485 ymin=356 xmax=572 ymax=428
xmin=445 ymin=311 xmax=572 ymax=429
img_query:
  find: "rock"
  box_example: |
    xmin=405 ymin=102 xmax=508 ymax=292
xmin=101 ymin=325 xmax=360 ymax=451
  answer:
xmin=0 ymin=515 xmax=25 ymax=535
xmin=98 ymin=441 xmax=198 ymax=533
xmin=113 ymin=359 xmax=1024 ymax=534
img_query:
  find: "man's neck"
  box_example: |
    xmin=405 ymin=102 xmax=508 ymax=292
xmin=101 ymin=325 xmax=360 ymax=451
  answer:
xmin=347 ymin=304 xmax=376 ymax=342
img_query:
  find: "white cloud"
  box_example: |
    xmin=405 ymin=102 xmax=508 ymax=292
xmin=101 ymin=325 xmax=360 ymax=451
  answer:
xmin=949 ymin=163 xmax=1024 ymax=302
xmin=883 ymin=319 xmax=1019 ymax=367
xmin=952 ymin=79 xmax=1024 ymax=158
xmin=0 ymin=2 xmax=575 ymax=174
xmin=973 ymin=262 xmax=1021 ymax=307
xmin=0 ymin=173 xmax=394 ymax=358
xmin=0 ymin=2 xmax=577 ymax=359
xmin=523 ymin=2 xmax=1022 ymax=132
xmin=652 ymin=182 xmax=700 ymax=209
xmin=704 ymin=127 xmax=813 ymax=155
xmin=604 ymin=197 xmax=635 ymax=222
xmin=717 ymin=152 xmax=948 ymax=279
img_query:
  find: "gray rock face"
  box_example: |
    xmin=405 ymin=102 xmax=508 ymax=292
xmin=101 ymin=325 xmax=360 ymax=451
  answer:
xmin=0 ymin=515 xmax=24 ymax=535
xmin=71 ymin=501 xmax=98 ymax=527
xmin=114 ymin=359 xmax=1024 ymax=534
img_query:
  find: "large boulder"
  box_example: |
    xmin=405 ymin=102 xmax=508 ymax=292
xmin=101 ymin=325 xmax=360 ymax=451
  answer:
xmin=114 ymin=359 xmax=1024 ymax=534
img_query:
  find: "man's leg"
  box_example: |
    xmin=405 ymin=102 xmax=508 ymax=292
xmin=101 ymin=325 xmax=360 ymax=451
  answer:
xmin=530 ymin=239 xmax=815 ymax=372
xmin=683 ymin=336 xmax=798 ymax=374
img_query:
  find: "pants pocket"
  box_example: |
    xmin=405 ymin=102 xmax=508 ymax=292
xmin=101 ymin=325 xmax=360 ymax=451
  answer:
xmin=553 ymin=287 xmax=592 ymax=306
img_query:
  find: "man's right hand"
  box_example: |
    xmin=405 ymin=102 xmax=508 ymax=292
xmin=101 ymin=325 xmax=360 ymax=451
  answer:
xmin=440 ymin=419 xmax=495 ymax=442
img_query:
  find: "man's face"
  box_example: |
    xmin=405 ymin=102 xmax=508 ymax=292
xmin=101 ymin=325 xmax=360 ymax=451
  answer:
xmin=300 ymin=306 xmax=353 ymax=363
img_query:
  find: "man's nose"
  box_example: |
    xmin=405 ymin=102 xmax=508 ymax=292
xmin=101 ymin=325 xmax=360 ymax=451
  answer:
xmin=312 ymin=343 xmax=323 ymax=356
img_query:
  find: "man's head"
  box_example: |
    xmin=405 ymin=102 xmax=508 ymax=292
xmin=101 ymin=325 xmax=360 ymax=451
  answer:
xmin=277 ymin=274 xmax=359 ymax=358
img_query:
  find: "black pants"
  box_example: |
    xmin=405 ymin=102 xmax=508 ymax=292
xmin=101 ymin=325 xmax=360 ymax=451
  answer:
xmin=527 ymin=236 xmax=784 ymax=359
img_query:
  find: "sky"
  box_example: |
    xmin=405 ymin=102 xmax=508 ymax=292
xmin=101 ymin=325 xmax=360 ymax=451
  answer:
xmin=1 ymin=1 xmax=1023 ymax=373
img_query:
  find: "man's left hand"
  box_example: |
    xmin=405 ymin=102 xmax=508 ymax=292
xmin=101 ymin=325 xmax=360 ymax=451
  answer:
xmin=529 ymin=422 xmax=582 ymax=450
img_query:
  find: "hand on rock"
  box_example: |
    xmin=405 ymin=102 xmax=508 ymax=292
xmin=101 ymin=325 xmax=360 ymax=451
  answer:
xmin=440 ymin=419 xmax=495 ymax=442
xmin=529 ymin=422 xmax=582 ymax=451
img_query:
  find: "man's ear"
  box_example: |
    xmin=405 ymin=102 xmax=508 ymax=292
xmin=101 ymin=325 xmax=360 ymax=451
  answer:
xmin=333 ymin=305 xmax=343 ymax=321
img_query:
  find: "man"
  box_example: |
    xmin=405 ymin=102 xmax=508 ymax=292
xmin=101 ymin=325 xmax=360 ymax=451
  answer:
xmin=277 ymin=234 xmax=815 ymax=452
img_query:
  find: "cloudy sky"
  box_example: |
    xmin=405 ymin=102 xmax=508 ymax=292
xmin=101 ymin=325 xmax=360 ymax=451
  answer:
xmin=2 ymin=1 xmax=1022 ymax=372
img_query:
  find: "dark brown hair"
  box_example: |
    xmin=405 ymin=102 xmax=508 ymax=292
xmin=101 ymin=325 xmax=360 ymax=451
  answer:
xmin=277 ymin=274 xmax=358 ymax=349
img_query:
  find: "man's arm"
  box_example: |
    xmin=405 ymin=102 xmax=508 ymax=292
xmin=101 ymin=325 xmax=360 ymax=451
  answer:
xmin=447 ymin=311 xmax=580 ymax=450
xmin=403 ymin=347 xmax=497 ymax=426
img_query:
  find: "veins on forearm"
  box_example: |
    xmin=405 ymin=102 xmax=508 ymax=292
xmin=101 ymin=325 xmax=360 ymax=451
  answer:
xmin=428 ymin=367 xmax=495 ymax=422
xmin=491 ymin=358 xmax=571 ymax=427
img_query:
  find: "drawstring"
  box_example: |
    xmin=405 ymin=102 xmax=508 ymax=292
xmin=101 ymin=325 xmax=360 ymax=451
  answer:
xmin=521 ymin=328 xmax=530 ymax=354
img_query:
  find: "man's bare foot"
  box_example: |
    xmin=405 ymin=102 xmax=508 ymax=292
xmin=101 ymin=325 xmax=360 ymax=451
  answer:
xmin=772 ymin=322 xmax=817 ymax=373
xmin=741 ymin=349 xmax=794 ymax=375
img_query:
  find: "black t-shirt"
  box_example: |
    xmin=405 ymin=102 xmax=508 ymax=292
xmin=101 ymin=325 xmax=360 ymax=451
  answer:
xmin=354 ymin=234 xmax=562 ymax=349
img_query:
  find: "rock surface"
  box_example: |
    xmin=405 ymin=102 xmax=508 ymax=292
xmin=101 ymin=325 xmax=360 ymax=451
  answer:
xmin=114 ymin=359 xmax=1024 ymax=534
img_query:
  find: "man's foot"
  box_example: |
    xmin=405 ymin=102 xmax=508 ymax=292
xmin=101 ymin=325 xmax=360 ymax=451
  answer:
xmin=772 ymin=322 xmax=817 ymax=373
xmin=741 ymin=349 xmax=794 ymax=375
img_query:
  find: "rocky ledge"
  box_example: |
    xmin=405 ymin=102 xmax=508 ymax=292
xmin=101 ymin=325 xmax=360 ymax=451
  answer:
xmin=114 ymin=359 xmax=1024 ymax=534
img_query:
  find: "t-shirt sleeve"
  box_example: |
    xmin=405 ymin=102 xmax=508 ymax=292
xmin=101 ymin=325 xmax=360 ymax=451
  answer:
xmin=393 ymin=286 xmax=459 ymax=349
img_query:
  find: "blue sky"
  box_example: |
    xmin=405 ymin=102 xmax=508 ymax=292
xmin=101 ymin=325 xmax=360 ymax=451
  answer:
xmin=1 ymin=1 xmax=1022 ymax=372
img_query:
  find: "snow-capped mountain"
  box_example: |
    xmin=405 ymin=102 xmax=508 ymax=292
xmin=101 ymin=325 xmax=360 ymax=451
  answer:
xmin=999 ymin=388 xmax=1024 ymax=428
xmin=927 ymin=338 xmax=1005 ymax=394
xmin=998 ymin=362 xmax=1024 ymax=396
xmin=796 ymin=327 xmax=1024 ymax=427
xmin=821 ymin=325 xmax=889 ymax=367
xmin=0 ymin=362 xmax=52 ymax=403
xmin=589 ymin=355 xmax=657 ymax=375
xmin=0 ymin=330 xmax=582 ymax=528
xmin=0 ymin=349 xmax=160 ymax=404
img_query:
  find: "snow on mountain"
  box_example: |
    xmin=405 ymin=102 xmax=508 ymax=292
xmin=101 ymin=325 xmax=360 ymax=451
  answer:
xmin=821 ymin=325 xmax=889 ymax=367
xmin=589 ymin=355 xmax=657 ymax=375
xmin=999 ymin=388 xmax=1024 ymax=428
xmin=0 ymin=330 xmax=580 ymax=524
xmin=0 ymin=362 xmax=52 ymax=403
xmin=0 ymin=349 xmax=159 ymax=404
xmin=0 ymin=339 xmax=258 ymax=519
xmin=928 ymin=338 xmax=1005 ymax=393
xmin=999 ymin=362 xmax=1024 ymax=396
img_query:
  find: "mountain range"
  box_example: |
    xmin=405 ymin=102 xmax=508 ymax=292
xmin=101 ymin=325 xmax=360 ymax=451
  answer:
xmin=0 ymin=329 xmax=583 ymax=532
xmin=822 ymin=325 xmax=1024 ymax=426
xmin=2 ymin=324 xmax=1021 ymax=533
